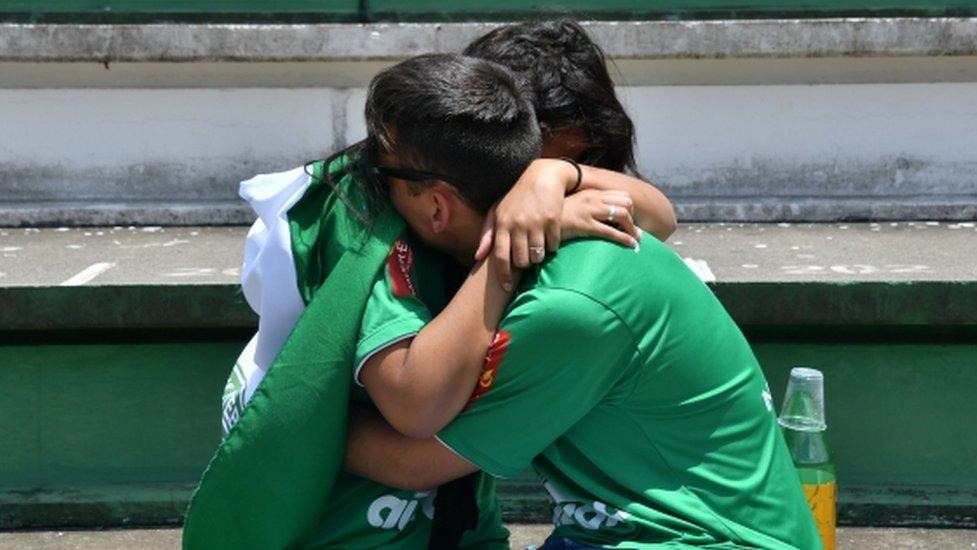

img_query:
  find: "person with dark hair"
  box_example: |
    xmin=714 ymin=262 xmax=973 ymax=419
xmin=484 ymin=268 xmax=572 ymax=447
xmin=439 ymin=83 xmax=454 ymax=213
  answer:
xmin=344 ymin=97 xmax=824 ymax=548
xmin=463 ymin=19 xmax=677 ymax=290
xmin=464 ymin=19 xmax=636 ymax=173
xmin=212 ymin=51 xmax=674 ymax=549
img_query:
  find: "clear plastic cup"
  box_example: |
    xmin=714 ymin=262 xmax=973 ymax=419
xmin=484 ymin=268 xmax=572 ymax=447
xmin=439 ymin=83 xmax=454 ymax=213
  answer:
xmin=777 ymin=367 xmax=827 ymax=432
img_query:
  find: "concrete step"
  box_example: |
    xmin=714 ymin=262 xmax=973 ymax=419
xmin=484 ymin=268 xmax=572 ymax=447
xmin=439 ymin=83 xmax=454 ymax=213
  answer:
xmin=1 ymin=223 xmax=975 ymax=529
xmin=3 ymin=20 xmax=977 ymax=224
xmin=1 ymin=222 xmax=975 ymax=330
xmin=0 ymin=526 xmax=975 ymax=550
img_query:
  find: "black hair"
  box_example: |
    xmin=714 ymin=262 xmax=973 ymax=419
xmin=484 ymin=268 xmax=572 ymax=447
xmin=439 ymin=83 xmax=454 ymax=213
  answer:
xmin=364 ymin=53 xmax=541 ymax=213
xmin=464 ymin=19 xmax=636 ymax=173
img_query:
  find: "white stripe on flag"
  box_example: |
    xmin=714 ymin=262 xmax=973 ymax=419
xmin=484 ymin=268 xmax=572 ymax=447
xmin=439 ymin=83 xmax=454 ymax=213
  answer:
xmin=683 ymin=258 xmax=717 ymax=283
xmin=60 ymin=262 xmax=116 ymax=286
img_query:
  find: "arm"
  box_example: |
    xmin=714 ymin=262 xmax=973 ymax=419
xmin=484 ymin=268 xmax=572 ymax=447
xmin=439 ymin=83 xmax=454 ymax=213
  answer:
xmin=476 ymin=158 xmax=676 ymax=287
xmin=354 ymin=288 xmax=634 ymax=485
xmin=360 ymin=258 xmax=517 ymax=439
xmin=575 ymin=163 xmax=677 ymax=241
xmin=344 ymin=405 xmax=477 ymax=491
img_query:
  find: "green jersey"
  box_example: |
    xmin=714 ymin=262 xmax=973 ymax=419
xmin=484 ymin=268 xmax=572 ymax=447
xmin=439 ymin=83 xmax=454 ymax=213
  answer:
xmin=438 ymin=234 xmax=822 ymax=549
xmin=304 ymin=232 xmax=508 ymax=549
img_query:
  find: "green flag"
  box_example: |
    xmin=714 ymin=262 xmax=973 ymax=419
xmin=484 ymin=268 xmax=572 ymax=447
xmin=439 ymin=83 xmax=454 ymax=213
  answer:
xmin=184 ymin=160 xmax=405 ymax=550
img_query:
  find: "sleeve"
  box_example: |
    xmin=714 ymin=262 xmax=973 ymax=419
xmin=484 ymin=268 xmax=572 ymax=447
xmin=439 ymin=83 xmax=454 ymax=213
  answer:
xmin=353 ymin=235 xmax=438 ymax=385
xmin=435 ymin=288 xmax=636 ymax=478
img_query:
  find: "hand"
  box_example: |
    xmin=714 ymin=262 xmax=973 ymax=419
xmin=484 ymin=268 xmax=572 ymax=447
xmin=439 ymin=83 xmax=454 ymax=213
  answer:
xmin=474 ymin=159 xmax=575 ymax=290
xmin=561 ymin=189 xmax=640 ymax=249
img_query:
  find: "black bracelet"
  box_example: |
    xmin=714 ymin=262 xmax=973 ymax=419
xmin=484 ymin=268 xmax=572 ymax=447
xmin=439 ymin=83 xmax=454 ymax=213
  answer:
xmin=559 ymin=157 xmax=583 ymax=194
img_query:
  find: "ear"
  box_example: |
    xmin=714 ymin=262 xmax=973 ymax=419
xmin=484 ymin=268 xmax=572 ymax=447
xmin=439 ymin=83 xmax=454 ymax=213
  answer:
xmin=429 ymin=186 xmax=455 ymax=234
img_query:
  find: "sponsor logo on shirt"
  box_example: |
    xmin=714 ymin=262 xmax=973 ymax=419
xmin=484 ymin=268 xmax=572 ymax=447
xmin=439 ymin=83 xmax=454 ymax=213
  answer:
xmin=545 ymin=482 xmax=631 ymax=531
xmin=366 ymin=491 xmax=435 ymax=531
xmin=465 ymin=330 xmax=510 ymax=409
xmin=553 ymin=501 xmax=632 ymax=531
xmin=387 ymin=237 xmax=416 ymax=298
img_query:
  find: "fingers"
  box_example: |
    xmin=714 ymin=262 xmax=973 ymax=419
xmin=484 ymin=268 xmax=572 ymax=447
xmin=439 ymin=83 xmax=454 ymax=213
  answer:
xmin=475 ymin=205 xmax=498 ymax=261
xmin=544 ymin=218 xmax=561 ymax=254
xmin=474 ymin=218 xmax=496 ymax=261
xmin=511 ymin=230 xmax=531 ymax=269
xmin=600 ymin=192 xmax=640 ymax=241
xmin=590 ymin=220 xmax=639 ymax=249
xmin=491 ymin=230 xmax=513 ymax=292
xmin=528 ymin=230 xmax=547 ymax=265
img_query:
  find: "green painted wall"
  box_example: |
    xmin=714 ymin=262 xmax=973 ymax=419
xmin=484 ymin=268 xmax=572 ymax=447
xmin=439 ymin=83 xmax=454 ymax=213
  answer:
xmin=1 ymin=331 xmax=974 ymax=527
xmin=755 ymin=342 xmax=977 ymax=491
xmin=0 ymin=340 xmax=232 ymax=490
xmin=2 ymin=0 xmax=976 ymax=23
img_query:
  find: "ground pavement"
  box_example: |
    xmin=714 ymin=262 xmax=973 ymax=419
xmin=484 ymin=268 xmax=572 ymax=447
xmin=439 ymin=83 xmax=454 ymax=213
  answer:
xmin=0 ymin=526 xmax=976 ymax=549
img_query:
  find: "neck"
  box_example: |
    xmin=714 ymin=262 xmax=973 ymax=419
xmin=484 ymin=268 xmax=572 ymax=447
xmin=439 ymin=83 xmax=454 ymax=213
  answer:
xmin=443 ymin=218 xmax=483 ymax=268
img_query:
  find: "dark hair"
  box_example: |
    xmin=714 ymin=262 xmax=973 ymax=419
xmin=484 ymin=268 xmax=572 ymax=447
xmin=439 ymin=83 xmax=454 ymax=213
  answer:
xmin=464 ymin=19 xmax=636 ymax=173
xmin=364 ymin=53 xmax=541 ymax=213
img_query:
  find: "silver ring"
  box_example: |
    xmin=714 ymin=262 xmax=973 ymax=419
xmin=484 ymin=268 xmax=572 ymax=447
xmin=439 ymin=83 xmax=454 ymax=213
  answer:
xmin=529 ymin=246 xmax=546 ymax=260
xmin=608 ymin=204 xmax=618 ymax=223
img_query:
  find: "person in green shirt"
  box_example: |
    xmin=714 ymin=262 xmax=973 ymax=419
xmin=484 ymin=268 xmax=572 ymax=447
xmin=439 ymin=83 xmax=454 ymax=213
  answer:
xmin=227 ymin=20 xmax=683 ymax=549
xmin=340 ymin=65 xmax=824 ymax=550
xmin=225 ymin=49 xmax=678 ymax=548
xmin=300 ymin=43 xmax=679 ymax=547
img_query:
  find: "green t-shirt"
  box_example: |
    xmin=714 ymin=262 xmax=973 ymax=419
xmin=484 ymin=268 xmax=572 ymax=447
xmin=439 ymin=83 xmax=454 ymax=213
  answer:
xmin=437 ymin=233 xmax=822 ymax=549
xmin=304 ymin=232 xmax=508 ymax=549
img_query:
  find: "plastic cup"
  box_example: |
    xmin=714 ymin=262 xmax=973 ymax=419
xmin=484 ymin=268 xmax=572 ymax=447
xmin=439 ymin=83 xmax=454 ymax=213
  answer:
xmin=778 ymin=367 xmax=826 ymax=432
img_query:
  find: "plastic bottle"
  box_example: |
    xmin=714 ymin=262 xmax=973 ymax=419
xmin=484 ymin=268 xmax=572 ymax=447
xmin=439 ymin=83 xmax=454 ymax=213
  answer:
xmin=778 ymin=367 xmax=836 ymax=550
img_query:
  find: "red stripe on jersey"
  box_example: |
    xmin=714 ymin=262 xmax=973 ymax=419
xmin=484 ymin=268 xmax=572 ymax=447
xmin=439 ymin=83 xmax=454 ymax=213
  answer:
xmin=387 ymin=237 xmax=416 ymax=297
xmin=465 ymin=329 xmax=511 ymax=409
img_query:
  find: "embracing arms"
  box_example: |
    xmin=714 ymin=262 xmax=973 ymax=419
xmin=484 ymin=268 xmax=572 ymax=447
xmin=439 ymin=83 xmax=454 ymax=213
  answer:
xmin=345 ymin=405 xmax=477 ymax=491
xmin=477 ymin=158 xmax=676 ymax=287
xmin=359 ymin=257 xmax=514 ymax=439
xmin=360 ymin=158 xmax=674 ymax=441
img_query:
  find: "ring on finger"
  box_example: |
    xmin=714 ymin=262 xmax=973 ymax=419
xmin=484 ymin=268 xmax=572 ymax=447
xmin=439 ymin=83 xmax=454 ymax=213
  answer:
xmin=608 ymin=204 xmax=618 ymax=223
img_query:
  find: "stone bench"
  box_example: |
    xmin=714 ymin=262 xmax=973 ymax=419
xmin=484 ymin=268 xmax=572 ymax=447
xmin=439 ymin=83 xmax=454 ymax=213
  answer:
xmin=2 ymin=20 xmax=976 ymax=225
xmin=1 ymin=222 xmax=975 ymax=528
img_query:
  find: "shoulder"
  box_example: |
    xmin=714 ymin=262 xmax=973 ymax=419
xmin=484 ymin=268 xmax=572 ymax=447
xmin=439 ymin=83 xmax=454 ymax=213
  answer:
xmin=537 ymin=234 xmax=693 ymax=297
xmin=504 ymin=286 xmax=630 ymax=342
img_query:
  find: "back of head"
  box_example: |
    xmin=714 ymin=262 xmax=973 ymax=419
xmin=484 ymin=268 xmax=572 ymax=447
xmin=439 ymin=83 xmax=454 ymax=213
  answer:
xmin=365 ymin=53 xmax=541 ymax=213
xmin=464 ymin=19 xmax=636 ymax=173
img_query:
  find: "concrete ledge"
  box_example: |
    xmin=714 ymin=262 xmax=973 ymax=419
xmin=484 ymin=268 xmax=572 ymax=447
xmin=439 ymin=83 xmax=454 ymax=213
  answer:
xmin=5 ymin=199 xmax=977 ymax=228
xmin=2 ymin=19 xmax=977 ymax=63
xmin=1 ymin=223 xmax=975 ymax=331
xmin=2 ymin=224 xmax=974 ymax=531
xmin=2 ymin=526 xmax=976 ymax=550
xmin=2 ymin=484 xmax=975 ymax=530
xmin=0 ymin=202 xmax=255 ymax=227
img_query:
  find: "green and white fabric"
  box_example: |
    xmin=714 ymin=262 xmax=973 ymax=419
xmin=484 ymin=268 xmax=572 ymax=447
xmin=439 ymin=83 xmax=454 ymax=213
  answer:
xmin=437 ymin=233 xmax=823 ymax=549
xmin=222 ymin=165 xmax=316 ymax=435
xmin=194 ymin=156 xmax=507 ymax=549
xmin=302 ymin=232 xmax=508 ymax=549
xmin=184 ymin=155 xmax=404 ymax=549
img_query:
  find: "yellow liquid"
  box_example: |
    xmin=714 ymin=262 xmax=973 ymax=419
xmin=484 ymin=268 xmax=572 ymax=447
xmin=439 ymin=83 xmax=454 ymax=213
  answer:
xmin=803 ymin=481 xmax=836 ymax=550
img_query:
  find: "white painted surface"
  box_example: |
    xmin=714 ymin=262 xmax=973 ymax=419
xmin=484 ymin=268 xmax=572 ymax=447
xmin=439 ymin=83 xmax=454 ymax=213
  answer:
xmin=3 ymin=82 xmax=975 ymax=200
xmin=60 ymin=262 xmax=115 ymax=286
xmin=1 ymin=88 xmax=339 ymax=168
xmin=683 ymin=258 xmax=717 ymax=283
xmin=622 ymin=82 xmax=977 ymax=197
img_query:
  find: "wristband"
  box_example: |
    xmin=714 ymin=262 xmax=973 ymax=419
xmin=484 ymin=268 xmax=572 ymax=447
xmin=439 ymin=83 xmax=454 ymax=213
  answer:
xmin=559 ymin=157 xmax=583 ymax=194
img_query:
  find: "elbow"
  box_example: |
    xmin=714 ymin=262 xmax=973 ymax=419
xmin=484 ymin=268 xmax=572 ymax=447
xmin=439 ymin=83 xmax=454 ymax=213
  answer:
xmin=385 ymin=409 xmax=444 ymax=440
xmin=660 ymin=215 xmax=678 ymax=241
xmin=394 ymin=421 xmax=439 ymax=440
xmin=653 ymin=202 xmax=678 ymax=241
